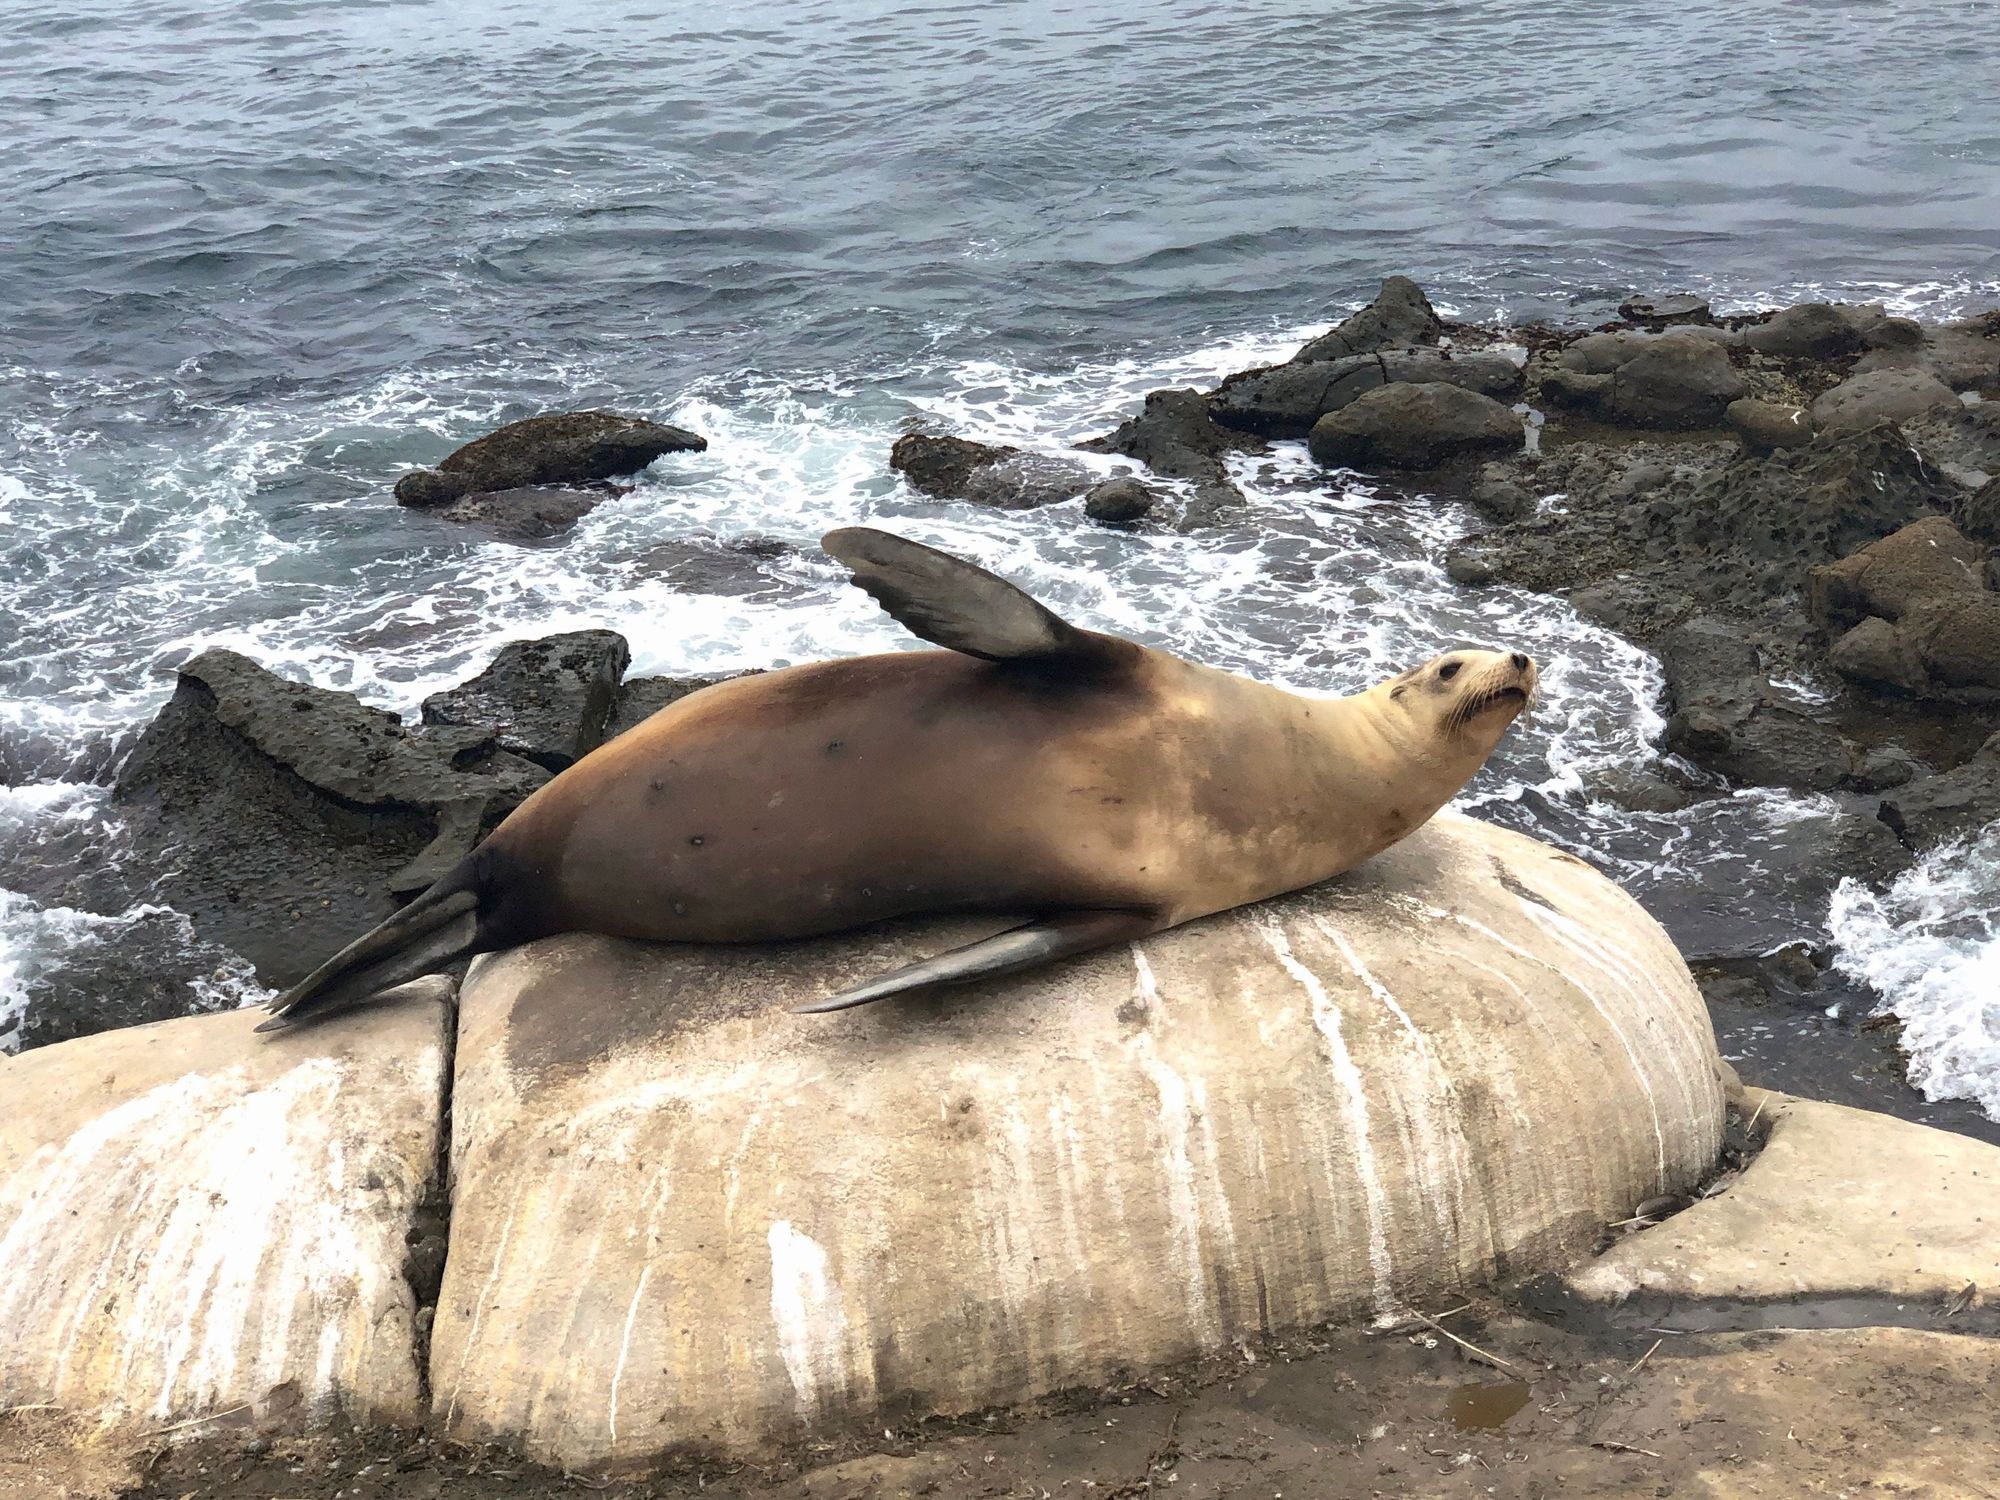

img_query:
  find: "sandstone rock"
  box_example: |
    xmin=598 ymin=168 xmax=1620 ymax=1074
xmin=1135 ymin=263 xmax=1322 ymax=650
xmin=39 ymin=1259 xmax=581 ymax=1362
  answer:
xmin=394 ymin=411 xmax=705 ymax=507
xmin=1726 ymin=397 xmax=1813 ymax=454
xmin=1808 ymin=515 xmax=1985 ymax=632
xmin=1081 ymin=475 xmax=1154 ymax=524
xmin=1828 ymin=616 xmax=1927 ymax=694
xmin=1743 ymin=302 xmax=1866 ymax=360
xmin=1290 ymin=275 xmax=1441 ymax=362
xmin=0 ymin=991 xmax=450 ymax=1431
xmin=431 ymin=813 xmax=1724 ymax=1469
xmin=1563 ymin=1093 xmax=2000 ymax=1327
xmin=1079 ymin=388 xmax=1258 ymax=500
xmin=421 ymin=630 xmax=631 ymax=772
xmin=1906 ymin=593 xmax=2000 ymax=690
xmin=1811 ymin=369 xmax=1959 ymax=434
xmin=1306 ymin=382 xmax=1522 ymax=470
xmin=889 ymin=433 xmax=1093 ymax=510
xmin=113 ymin=650 xmax=547 ymax=985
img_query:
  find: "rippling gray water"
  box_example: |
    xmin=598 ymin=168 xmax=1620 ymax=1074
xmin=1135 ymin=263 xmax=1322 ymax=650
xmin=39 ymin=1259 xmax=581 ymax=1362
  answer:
xmin=3 ymin=0 xmax=1998 ymax=1124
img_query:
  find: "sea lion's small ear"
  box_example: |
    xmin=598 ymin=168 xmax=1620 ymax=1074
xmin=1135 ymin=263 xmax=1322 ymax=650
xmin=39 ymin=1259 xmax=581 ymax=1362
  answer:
xmin=823 ymin=526 xmax=1123 ymax=667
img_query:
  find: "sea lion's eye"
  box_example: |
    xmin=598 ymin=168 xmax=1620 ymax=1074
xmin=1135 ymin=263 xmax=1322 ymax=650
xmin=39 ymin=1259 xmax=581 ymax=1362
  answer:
xmin=1438 ymin=661 xmax=1461 ymax=681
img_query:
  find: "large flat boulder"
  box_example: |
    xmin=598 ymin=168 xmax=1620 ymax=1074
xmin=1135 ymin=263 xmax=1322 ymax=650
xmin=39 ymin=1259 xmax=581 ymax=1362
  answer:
xmin=1211 ymin=349 xmax=1522 ymax=439
xmin=1306 ymin=382 xmax=1522 ymax=470
xmin=1561 ymin=1092 xmax=2000 ymax=1329
xmin=431 ymin=813 xmax=1726 ymax=1469
xmin=0 ymin=986 xmax=450 ymax=1431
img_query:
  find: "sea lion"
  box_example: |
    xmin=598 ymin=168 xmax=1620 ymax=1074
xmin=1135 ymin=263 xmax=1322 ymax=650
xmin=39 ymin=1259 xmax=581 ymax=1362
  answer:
xmin=259 ymin=526 xmax=1537 ymax=1030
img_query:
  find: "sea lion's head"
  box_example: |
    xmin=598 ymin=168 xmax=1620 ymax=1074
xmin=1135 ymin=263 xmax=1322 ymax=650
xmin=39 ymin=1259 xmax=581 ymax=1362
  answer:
xmin=1378 ymin=648 xmax=1538 ymax=762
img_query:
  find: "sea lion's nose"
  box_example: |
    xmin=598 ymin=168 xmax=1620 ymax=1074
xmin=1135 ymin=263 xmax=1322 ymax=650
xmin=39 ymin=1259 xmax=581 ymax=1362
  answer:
xmin=1510 ymin=652 xmax=1531 ymax=672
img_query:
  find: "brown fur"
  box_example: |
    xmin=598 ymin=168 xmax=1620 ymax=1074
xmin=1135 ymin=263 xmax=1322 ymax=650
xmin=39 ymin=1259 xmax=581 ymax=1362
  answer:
xmin=473 ymin=642 xmax=1537 ymax=950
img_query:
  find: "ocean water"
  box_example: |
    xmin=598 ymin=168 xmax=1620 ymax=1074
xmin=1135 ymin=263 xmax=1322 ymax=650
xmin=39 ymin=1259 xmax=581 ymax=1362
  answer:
xmin=2 ymin=1 xmax=1998 ymax=1117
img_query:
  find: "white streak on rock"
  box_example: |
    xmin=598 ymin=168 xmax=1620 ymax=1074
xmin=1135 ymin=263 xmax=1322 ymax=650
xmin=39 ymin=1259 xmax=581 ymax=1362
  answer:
xmin=1138 ymin=1056 xmax=1214 ymax=1340
xmin=766 ymin=1220 xmax=849 ymax=1417
xmin=607 ymin=1266 xmax=651 ymax=1443
xmin=446 ymin=1205 xmax=518 ymax=1426
xmin=1311 ymin=915 xmax=1476 ymax=1252
xmin=1405 ymin=897 xmax=1669 ymax=1187
xmin=1257 ymin=917 xmax=1395 ymax=1319
xmin=0 ymin=1056 xmax=400 ymax=1422
xmin=1509 ymin=902 xmax=1669 ymax=1186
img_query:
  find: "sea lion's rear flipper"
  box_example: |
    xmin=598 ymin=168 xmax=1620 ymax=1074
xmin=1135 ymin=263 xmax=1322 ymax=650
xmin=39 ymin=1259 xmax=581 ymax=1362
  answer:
xmin=255 ymin=886 xmax=482 ymax=1033
xmin=822 ymin=526 xmax=1127 ymax=666
xmin=791 ymin=909 xmax=1159 ymax=1014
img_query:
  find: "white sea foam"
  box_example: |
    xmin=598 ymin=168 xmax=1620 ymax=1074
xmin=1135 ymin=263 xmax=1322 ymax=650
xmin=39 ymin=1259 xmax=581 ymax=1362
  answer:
xmin=1829 ymin=823 xmax=2000 ymax=1118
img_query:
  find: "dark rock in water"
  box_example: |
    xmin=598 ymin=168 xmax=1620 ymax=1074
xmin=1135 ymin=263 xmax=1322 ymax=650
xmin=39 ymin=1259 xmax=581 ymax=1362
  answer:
xmin=1878 ymin=734 xmax=2000 ymax=849
xmin=1174 ymin=482 xmax=1247 ymax=531
xmin=421 ymin=630 xmax=631 ymax=773
xmin=1620 ymin=293 xmax=1711 ymax=326
xmin=1812 ymin=369 xmax=1960 ymax=434
xmin=1082 ymin=476 xmax=1154 ymax=524
xmin=113 ymin=649 xmax=549 ymax=987
xmin=1306 ymin=382 xmax=1522 ymax=470
xmin=434 ymin=485 xmax=606 ymax=543
xmin=1545 ymin=337 xmax=1747 ymax=429
xmin=1727 ymin=398 xmax=1815 ymax=455
xmin=395 ymin=410 xmax=706 ymax=507
xmin=1743 ymin=303 xmax=1868 ymax=360
xmin=1212 ymin=349 xmax=1522 ymax=439
xmin=1809 ymin=517 xmax=1985 ymax=633
xmin=11 ymin=908 xmax=261 ymax=1052
xmin=1290 ymin=275 xmax=1442 ymax=363
xmin=605 ymin=671 xmax=757 ymax=741
xmin=1658 ymin=617 xmax=1855 ymax=791
xmin=625 ymin=535 xmax=798 ymax=597
xmin=889 ymin=433 xmax=1092 ymax=509
xmin=1079 ymin=388 xmax=1259 ymax=502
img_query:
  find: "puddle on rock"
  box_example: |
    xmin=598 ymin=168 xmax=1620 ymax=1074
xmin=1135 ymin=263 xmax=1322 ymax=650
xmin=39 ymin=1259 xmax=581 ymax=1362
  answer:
xmin=1445 ymin=1379 xmax=1532 ymax=1429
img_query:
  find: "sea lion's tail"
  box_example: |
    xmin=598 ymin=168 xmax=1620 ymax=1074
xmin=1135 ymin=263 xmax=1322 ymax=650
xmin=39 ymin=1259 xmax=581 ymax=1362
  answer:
xmin=255 ymin=878 xmax=483 ymax=1034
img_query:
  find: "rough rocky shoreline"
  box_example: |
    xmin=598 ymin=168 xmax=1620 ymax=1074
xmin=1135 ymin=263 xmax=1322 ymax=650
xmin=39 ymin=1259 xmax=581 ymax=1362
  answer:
xmin=12 ymin=278 xmax=2000 ymax=1139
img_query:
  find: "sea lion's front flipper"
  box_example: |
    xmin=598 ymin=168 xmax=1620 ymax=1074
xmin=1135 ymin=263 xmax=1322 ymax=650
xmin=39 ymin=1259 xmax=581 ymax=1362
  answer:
xmin=792 ymin=909 xmax=1160 ymax=1014
xmin=823 ymin=526 xmax=1125 ymax=666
